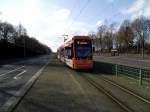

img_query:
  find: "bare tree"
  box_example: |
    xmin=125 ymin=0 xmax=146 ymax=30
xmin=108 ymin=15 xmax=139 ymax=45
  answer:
xmin=14 ymin=24 xmax=27 ymax=46
xmin=131 ymin=16 xmax=150 ymax=58
xmin=88 ymin=32 xmax=96 ymax=52
xmin=103 ymin=31 xmax=113 ymax=51
xmin=0 ymin=22 xmax=15 ymax=43
xmin=108 ymin=23 xmax=117 ymax=50
xmin=0 ymin=21 xmax=51 ymax=58
xmin=117 ymin=20 xmax=134 ymax=53
xmin=17 ymin=24 xmax=27 ymax=37
xmin=97 ymin=25 xmax=108 ymax=51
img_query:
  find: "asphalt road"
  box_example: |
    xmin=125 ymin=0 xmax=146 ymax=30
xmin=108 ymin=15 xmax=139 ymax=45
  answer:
xmin=94 ymin=55 xmax=150 ymax=70
xmin=0 ymin=55 xmax=51 ymax=110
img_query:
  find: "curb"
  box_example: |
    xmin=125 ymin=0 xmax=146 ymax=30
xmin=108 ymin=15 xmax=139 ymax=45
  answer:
xmin=0 ymin=61 xmax=49 ymax=112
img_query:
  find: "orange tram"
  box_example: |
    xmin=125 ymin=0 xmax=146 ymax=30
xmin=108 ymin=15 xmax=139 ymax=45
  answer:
xmin=57 ymin=35 xmax=93 ymax=70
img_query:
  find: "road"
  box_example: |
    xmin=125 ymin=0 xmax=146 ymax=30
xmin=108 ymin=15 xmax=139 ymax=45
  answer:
xmin=0 ymin=55 xmax=51 ymax=111
xmin=13 ymin=59 xmax=150 ymax=112
xmin=94 ymin=55 xmax=150 ymax=70
xmin=0 ymin=54 xmax=150 ymax=112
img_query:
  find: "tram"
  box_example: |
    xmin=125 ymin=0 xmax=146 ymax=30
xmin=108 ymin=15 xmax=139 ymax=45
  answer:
xmin=57 ymin=36 xmax=93 ymax=69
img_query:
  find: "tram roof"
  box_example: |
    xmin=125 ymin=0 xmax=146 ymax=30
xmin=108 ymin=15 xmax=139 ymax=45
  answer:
xmin=57 ymin=35 xmax=91 ymax=50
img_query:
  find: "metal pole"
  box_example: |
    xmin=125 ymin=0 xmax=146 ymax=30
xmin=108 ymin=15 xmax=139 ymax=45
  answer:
xmin=116 ymin=64 xmax=118 ymax=77
xmin=139 ymin=69 xmax=142 ymax=86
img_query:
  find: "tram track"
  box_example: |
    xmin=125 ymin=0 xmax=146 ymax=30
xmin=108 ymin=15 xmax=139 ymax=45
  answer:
xmin=98 ymin=75 xmax=150 ymax=104
xmin=78 ymin=73 xmax=134 ymax=112
xmin=77 ymin=71 xmax=150 ymax=112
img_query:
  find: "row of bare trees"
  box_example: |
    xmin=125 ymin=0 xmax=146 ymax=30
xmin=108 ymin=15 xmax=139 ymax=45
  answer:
xmin=89 ymin=16 xmax=150 ymax=56
xmin=0 ymin=21 xmax=51 ymax=59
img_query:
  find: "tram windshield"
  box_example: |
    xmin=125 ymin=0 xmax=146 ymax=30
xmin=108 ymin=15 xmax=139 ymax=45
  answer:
xmin=75 ymin=40 xmax=92 ymax=59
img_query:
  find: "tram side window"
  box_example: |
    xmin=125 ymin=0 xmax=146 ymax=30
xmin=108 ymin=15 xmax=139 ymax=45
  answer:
xmin=71 ymin=43 xmax=74 ymax=58
xmin=65 ymin=47 xmax=72 ymax=59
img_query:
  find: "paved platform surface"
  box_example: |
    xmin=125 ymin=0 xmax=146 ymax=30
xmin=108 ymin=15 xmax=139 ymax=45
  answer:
xmin=14 ymin=60 xmax=125 ymax=112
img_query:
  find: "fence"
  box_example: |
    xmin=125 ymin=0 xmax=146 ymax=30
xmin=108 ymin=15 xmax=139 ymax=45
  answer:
xmin=95 ymin=61 xmax=150 ymax=86
xmin=114 ymin=64 xmax=150 ymax=86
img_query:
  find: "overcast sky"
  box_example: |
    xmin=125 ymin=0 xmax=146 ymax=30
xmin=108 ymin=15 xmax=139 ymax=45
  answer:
xmin=0 ymin=0 xmax=150 ymax=52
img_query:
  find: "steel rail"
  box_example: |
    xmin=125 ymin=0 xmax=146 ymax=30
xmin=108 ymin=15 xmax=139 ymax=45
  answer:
xmin=81 ymin=75 xmax=134 ymax=112
xmin=99 ymin=75 xmax=150 ymax=104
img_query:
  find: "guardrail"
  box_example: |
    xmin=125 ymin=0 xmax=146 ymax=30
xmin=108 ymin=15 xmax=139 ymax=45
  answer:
xmin=114 ymin=64 xmax=150 ymax=86
xmin=95 ymin=61 xmax=150 ymax=86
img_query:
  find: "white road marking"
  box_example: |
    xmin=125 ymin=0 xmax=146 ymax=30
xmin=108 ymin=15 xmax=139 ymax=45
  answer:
xmin=13 ymin=70 xmax=27 ymax=80
xmin=0 ymin=66 xmax=25 ymax=77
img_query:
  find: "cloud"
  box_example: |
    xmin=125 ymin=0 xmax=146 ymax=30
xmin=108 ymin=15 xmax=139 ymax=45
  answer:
xmin=143 ymin=6 xmax=150 ymax=17
xmin=125 ymin=0 xmax=145 ymax=14
xmin=122 ymin=0 xmax=150 ymax=19
xmin=0 ymin=0 xmax=93 ymax=52
xmin=67 ymin=21 xmax=94 ymax=36
xmin=96 ymin=20 xmax=103 ymax=26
